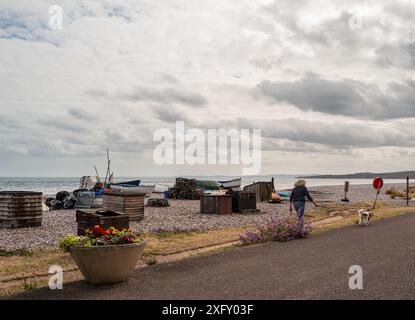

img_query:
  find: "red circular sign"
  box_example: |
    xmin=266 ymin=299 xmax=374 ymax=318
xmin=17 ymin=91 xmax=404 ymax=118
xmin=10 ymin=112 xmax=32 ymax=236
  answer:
xmin=373 ymin=177 xmax=384 ymax=190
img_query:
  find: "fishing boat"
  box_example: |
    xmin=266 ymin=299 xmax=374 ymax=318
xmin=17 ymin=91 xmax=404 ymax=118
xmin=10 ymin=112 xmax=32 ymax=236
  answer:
xmin=110 ymin=184 xmax=155 ymax=196
xmin=217 ymin=178 xmax=242 ymax=189
xmin=110 ymin=180 xmax=141 ymax=188
xmin=196 ymin=180 xmax=221 ymax=190
xmin=153 ymin=184 xmax=170 ymax=193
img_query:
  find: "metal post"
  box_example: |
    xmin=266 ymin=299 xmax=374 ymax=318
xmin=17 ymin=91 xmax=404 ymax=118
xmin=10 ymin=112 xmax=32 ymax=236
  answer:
xmin=342 ymin=181 xmax=349 ymax=202
xmin=407 ymin=176 xmax=410 ymax=207
xmin=373 ymin=189 xmax=380 ymax=210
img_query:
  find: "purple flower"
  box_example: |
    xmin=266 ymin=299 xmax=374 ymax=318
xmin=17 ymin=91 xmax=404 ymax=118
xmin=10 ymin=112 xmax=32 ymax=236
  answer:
xmin=240 ymin=216 xmax=312 ymax=245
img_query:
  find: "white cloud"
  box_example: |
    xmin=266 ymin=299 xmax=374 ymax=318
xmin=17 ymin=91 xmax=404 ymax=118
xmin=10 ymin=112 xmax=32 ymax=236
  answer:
xmin=0 ymin=0 xmax=414 ymax=176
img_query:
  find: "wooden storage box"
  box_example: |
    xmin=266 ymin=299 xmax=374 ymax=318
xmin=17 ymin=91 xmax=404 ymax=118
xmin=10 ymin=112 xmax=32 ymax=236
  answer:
xmin=103 ymin=192 xmax=145 ymax=221
xmin=0 ymin=191 xmax=43 ymax=229
xmin=243 ymin=182 xmax=273 ymax=202
xmin=76 ymin=209 xmax=129 ymax=236
xmin=231 ymin=191 xmax=257 ymax=213
xmin=200 ymin=195 xmax=232 ymax=215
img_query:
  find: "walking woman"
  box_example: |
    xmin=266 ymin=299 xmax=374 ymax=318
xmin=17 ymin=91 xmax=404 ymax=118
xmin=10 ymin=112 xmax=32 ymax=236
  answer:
xmin=289 ymin=179 xmax=319 ymax=225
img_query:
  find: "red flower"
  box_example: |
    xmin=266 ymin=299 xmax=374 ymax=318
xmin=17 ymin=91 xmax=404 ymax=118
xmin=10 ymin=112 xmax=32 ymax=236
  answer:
xmin=92 ymin=225 xmax=107 ymax=238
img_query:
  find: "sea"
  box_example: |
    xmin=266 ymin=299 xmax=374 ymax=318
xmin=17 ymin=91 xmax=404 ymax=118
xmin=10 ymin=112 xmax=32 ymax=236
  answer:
xmin=0 ymin=176 xmax=411 ymax=196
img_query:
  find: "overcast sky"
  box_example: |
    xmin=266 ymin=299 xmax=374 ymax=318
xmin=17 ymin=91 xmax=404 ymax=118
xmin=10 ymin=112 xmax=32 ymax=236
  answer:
xmin=0 ymin=0 xmax=414 ymax=177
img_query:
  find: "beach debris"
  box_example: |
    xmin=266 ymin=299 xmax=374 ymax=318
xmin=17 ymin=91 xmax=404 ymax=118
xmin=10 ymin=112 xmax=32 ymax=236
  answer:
xmin=146 ymin=198 xmax=169 ymax=207
xmin=64 ymin=195 xmax=77 ymax=209
xmin=42 ymin=202 xmax=49 ymax=212
xmin=167 ymin=178 xmax=204 ymax=200
xmin=56 ymin=191 xmax=70 ymax=202
xmin=386 ymin=186 xmax=415 ymax=199
xmin=44 ymin=191 xmax=75 ymax=210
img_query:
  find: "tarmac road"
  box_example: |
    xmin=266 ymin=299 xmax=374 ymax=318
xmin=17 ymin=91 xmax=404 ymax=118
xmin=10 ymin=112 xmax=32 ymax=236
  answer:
xmin=11 ymin=213 xmax=415 ymax=300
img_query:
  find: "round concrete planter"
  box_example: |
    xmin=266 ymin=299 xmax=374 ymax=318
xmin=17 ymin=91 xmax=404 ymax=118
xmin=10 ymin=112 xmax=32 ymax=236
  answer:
xmin=69 ymin=240 xmax=147 ymax=285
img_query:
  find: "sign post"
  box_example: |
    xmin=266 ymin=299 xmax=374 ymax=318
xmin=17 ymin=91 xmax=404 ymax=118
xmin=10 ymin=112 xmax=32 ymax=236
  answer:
xmin=407 ymin=176 xmax=410 ymax=207
xmin=341 ymin=181 xmax=350 ymax=202
xmin=372 ymin=177 xmax=384 ymax=210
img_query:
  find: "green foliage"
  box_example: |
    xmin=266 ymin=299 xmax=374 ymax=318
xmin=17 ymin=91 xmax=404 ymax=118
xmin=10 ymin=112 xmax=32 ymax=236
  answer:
xmin=23 ymin=280 xmax=38 ymax=291
xmin=58 ymin=235 xmax=86 ymax=253
xmin=0 ymin=249 xmax=33 ymax=257
xmin=58 ymin=226 xmax=143 ymax=252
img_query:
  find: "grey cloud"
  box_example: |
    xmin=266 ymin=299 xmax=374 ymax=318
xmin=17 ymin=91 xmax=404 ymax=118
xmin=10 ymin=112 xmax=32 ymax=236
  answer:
xmin=39 ymin=119 xmax=89 ymax=133
xmin=255 ymin=75 xmax=415 ymax=119
xmin=234 ymin=117 xmax=415 ymax=150
xmin=250 ymin=58 xmax=274 ymax=71
xmin=159 ymin=73 xmax=181 ymax=85
xmin=376 ymin=42 xmax=415 ymax=69
xmin=194 ymin=115 xmax=411 ymax=149
xmin=121 ymin=86 xmax=207 ymax=107
xmin=67 ymin=107 xmax=96 ymax=121
xmin=261 ymin=138 xmax=335 ymax=153
xmin=85 ymin=85 xmax=207 ymax=108
xmin=152 ymin=106 xmax=189 ymax=123
xmin=384 ymin=2 xmax=415 ymax=21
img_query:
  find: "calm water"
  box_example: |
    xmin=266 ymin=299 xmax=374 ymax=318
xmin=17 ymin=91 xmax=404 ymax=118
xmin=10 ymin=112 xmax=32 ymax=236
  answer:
xmin=0 ymin=176 xmax=411 ymax=196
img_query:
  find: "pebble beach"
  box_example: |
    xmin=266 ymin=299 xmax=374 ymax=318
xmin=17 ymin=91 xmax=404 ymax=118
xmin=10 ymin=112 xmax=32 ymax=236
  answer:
xmin=0 ymin=183 xmax=413 ymax=251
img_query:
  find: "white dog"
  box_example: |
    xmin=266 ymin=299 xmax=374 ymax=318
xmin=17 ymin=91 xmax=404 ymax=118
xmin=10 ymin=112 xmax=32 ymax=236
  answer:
xmin=358 ymin=209 xmax=373 ymax=226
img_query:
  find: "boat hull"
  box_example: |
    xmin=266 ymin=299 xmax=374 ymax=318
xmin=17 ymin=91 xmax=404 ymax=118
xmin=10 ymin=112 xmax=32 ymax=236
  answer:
xmin=110 ymin=180 xmax=141 ymax=187
xmin=111 ymin=185 xmax=155 ymax=196
xmin=218 ymin=178 xmax=242 ymax=189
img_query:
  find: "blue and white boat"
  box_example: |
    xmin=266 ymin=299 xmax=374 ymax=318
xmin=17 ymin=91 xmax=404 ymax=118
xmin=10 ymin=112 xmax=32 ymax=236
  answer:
xmin=110 ymin=180 xmax=141 ymax=188
xmin=217 ymin=178 xmax=242 ymax=189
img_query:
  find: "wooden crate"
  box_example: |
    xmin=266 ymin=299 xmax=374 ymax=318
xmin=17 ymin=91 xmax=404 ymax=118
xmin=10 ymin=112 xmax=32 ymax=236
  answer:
xmin=231 ymin=191 xmax=257 ymax=213
xmin=76 ymin=209 xmax=129 ymax=236
xmin=200 ymin=195 xmax=232 ymax=215
xmin=103 ymin=192 xmax=145 ymax=221
xmin=0 ymin=191 xmax=43 ymax=229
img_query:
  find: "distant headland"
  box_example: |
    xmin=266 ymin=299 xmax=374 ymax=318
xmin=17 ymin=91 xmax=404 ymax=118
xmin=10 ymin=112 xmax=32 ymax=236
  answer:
xmin=299 ymin=171 xmax=415 ymax=179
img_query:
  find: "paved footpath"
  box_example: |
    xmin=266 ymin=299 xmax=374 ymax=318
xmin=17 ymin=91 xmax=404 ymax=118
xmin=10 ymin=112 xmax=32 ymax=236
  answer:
xmin=13 ymin=213 xmax=415 ymax=299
